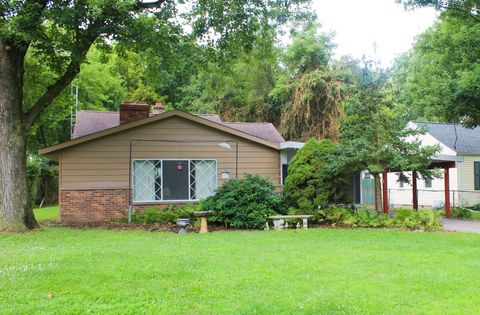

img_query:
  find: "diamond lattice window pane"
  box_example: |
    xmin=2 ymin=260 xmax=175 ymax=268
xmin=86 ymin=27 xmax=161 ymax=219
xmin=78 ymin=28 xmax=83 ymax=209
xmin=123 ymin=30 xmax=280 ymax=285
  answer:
xmin=190 ymin=160 xmax=217 ymax=200
xmin=133 ymin=160 xmax=161 ymax=201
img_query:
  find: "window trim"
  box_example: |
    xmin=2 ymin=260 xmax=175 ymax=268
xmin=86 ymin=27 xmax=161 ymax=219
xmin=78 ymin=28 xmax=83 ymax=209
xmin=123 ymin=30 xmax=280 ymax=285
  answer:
xmin=424 ymin=176 xmax=433 ymax=189
xmin=475 ymin=161 xmax=480 ymax=191
xmin=132 ymin=158 xmax=217 ymax=203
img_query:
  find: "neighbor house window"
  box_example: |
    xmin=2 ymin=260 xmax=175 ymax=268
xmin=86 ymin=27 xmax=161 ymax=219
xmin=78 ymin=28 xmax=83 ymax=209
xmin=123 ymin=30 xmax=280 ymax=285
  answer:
xmin=132 ymin=159 xmax=217 ymax=202
xmin=424 ymin=176 xmax=433 ymax=189
xmin=397 ymin=173 xmax=405 ymax=188
xmin=475 ymin=161 xmax=480 ymax=191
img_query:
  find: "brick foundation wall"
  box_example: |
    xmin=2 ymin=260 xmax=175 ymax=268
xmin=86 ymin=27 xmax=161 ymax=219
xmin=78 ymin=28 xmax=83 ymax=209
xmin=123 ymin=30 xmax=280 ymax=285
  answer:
xmin=60 ymin=189 xmax=196 ymax=223
xmin=60 ymin=189 xmax=129 ymax=223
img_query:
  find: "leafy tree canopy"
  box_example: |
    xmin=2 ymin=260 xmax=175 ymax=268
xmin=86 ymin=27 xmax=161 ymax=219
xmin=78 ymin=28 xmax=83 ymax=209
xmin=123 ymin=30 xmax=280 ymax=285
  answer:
xmin=333 ymin=59 xmax=439 ymax=211
xmin=276 ymin=23 xmax=352 ymax=141
xmin=396 ymin=1 xmax=480 ymax=126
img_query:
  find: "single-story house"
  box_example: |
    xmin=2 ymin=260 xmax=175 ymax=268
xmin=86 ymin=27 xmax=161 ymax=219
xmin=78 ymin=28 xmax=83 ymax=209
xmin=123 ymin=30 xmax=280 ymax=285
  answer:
xmin=39 ymin=102 xmax=298 ymax=223
xmin=360 ymin=121 xmax=480 ymax=208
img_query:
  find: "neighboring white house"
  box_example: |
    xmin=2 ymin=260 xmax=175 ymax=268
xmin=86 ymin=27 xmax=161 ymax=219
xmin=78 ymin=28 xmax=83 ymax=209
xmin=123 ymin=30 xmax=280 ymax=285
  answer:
xmin=383 ymin=121 xmax=480 ymax=208
xmin=278 ymin=122 xmax=480 ymax=208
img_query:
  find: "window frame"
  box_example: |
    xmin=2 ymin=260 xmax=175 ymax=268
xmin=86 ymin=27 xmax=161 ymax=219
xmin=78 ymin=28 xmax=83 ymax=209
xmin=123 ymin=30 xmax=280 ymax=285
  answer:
xmin=396 ymin=172 xmax=405 ymax=189
xmin=424 ymin=176 xmax=433 ymax=189
xmin=132 ymin=158 xmax=217 ymax=203
xmin=475 ymin=161 xmax=480 ymax=191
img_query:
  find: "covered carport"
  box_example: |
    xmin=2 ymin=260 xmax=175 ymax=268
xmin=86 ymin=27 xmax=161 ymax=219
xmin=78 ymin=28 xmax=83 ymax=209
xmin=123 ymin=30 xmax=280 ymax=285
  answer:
xmin=382 ymin=154 xmax=464 ymax=218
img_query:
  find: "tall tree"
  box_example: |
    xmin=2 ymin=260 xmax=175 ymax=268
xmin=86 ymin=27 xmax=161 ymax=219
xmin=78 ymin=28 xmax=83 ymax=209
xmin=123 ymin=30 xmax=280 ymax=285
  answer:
xmin=0 ymin=0 xmax=310 ymax=232
xmin=177 ymin=27 xmax=281 ymax=121
xmin=276 ymin=23 xmax=350 ymax=141
xmin=334 ymin=59 xmax=438 ymax=211
xmin=392 ymin=16 xmax=480 ymax=126
xmin=398 ymin=0 xmax=480 ymax=126
xmin=400 ymin=0 xmax=480 ymax=22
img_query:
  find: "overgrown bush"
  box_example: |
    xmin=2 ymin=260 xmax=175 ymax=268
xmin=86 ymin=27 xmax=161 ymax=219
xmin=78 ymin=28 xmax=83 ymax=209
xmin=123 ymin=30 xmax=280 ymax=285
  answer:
xmin=27 ymin=155 xmax=58 ymax=206
xmin=284 ymin=139 xmax=338 ymax=214
xmin=317 ymin=206 xmax=393 ymax=228
xmin=202 ymin=174 xmax=287 ymax=229
xmin=317 ymin=206 xmax=354 ymax=225
xmin=393 ymin=209 xmax=441 ymax=231
xmin=27 ymin=155 xmax=42 ymax=206
xmin=313 ymin=207 xmax=441 ymax=231
xmin=451 ymin=207 xmax=473 ymax=219
xmin=129 ymin=204 xmax=199 ymax=224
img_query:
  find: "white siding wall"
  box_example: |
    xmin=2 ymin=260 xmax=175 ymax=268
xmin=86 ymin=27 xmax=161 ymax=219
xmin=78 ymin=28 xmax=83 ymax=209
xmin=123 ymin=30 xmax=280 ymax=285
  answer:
xmin=388 ymin=124 xmax=466 ymax=207
xmin=386 ymin=168 xmax=459 ymax=208
xmin=457 ymin=155 xmax=480 ymax=206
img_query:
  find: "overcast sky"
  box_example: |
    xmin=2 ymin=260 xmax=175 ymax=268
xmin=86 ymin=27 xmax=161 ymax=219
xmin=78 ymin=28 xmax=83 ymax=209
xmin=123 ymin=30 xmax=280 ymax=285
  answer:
xmin=312 ymin=0 xmax=438 ymax=66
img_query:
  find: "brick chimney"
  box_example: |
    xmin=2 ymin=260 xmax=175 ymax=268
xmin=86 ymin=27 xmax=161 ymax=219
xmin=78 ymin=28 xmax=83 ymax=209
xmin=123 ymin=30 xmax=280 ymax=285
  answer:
xmin=119 ymin=102 xmax=150 ymax=124
xmin=150 ymin=102 xmax=166 ymax=116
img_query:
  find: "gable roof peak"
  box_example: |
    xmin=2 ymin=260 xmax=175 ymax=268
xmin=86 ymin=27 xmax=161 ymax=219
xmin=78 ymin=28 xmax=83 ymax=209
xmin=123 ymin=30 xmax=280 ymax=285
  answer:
xmin=40 ymin=109 xmax=281 ymax=156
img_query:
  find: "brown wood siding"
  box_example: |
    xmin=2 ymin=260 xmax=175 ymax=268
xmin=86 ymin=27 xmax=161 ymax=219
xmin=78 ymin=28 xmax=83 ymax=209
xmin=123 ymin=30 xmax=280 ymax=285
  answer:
xmin=59 ymin=116 xmax=280 ymax=190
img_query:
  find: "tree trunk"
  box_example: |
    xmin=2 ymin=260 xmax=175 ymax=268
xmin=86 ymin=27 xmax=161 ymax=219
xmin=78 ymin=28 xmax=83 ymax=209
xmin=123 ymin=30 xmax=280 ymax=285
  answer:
xmin=0 ymin=41 xmax=38 ymax=232
xmin=374 ymin=173 xmax=383 ymax=213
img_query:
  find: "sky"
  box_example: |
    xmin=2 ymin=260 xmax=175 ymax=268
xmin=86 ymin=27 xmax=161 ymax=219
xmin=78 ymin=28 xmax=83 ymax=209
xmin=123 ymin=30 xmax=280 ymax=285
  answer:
xmin=312 ymin=0 xmax=438 ymax=66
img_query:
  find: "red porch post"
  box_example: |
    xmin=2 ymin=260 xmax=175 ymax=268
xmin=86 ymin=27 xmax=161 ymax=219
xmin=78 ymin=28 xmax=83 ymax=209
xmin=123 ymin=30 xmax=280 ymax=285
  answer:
xmin=444 ymin=167 xmax=451 ymax=218
xmin=412 ymin=171 xmax=418 ymax=211
xmin=382 ymin=169 xmax=389 ymax=214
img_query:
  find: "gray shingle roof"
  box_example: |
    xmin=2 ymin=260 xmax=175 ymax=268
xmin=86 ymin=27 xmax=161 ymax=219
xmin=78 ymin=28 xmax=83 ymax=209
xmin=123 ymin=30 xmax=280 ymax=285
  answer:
xmin=73 ymin=110 xmax=284 ymax=143
xmin=73 ymin=111 xmax=120 ymax=138
xmin=413 ymin=121 xmax=480 ymax=155
xmin=223 ymin=122 xmax=285 ymax=144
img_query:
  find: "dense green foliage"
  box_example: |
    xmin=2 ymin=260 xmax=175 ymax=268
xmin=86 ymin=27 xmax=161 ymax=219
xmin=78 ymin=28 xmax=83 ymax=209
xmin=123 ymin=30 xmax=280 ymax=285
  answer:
xmin=317 ymin=206 xmax=441 ymax=231
xmin=339 ymin=60 xmax=438 ymax=176
xmin=276 ymin=23 xmax=350 ymax=141
xmin=125 ymin=204 xmax=198 ymax=225
xmin=2 ymin=227 xmax=480 ymax=313
xmin=26 ymin=155 xmax=58 ymax=206
xmin=202 ymin=174 xmax=286 ymax=229
xmin=451 ymin=207 xmax=474 ymax=219
xmin=325 ymin=60 xmax=439 ymax=210
xmin=394 ymin=0 xmax=480 ymax=126
xmin=284 ymin=139 xmax=345 ymax=213
xmin=392 ymin=16 xmax=480 ymax=126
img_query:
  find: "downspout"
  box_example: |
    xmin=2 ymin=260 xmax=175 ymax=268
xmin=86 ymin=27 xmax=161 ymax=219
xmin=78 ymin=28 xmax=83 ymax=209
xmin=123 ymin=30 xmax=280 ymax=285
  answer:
xmin=128 ymin=140 xmax=133 ymax=223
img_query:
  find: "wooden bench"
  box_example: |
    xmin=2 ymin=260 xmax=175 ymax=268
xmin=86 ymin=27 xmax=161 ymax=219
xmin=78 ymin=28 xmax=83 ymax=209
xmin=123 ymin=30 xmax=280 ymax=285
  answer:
xmin=267 ymin=215 xmax=313 ymax=230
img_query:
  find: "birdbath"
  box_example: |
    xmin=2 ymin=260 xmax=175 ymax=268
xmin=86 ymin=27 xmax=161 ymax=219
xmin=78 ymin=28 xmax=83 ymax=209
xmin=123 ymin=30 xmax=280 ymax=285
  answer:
xmin=176 ymin=218 xmax=190 ymax=234
xmin=193 ymin=211 xmax=214 ymax=234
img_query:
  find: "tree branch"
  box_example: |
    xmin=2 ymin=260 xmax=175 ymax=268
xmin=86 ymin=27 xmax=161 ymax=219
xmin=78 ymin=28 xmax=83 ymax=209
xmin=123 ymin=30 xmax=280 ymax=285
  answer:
xmin=23 ymin=0 xmax=167 ymax=130
xmin=24 ymin=39 xmax=95 ymax=130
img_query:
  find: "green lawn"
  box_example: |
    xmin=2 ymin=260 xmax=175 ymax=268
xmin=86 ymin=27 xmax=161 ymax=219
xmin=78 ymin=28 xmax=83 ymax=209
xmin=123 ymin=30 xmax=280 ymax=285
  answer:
xmin=1 ymin=228 xmax=480 ymax=314
xmin=33 ymin=206 xmax=59 ymax=222
xmin=471 ymin=211 xmax=480 ymax=220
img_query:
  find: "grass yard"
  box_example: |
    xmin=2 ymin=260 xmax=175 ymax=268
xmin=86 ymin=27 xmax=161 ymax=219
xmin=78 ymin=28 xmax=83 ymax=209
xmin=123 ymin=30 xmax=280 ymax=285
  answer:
xmin=471 ymin=211 xmax=480 ymax=220
xmin=33 ymin=206 xmax=59 ymax=222
xmin=1 ymin=228 xmax=480 ymax=314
